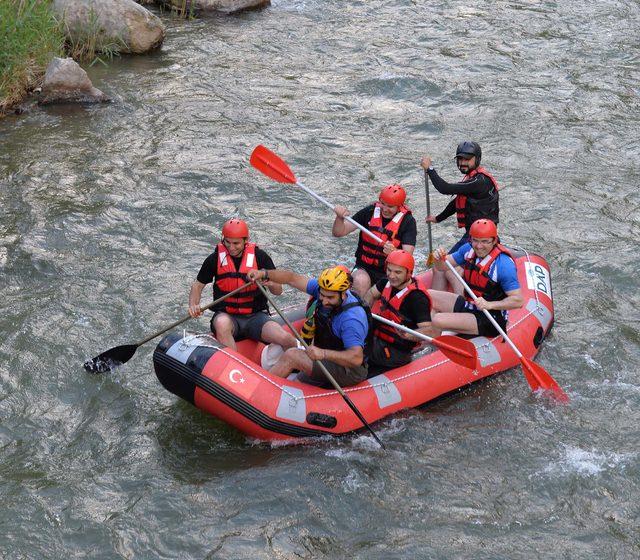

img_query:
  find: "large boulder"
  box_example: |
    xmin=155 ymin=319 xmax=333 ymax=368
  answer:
xmin=38 ymin=57 xmax=111 ymax=105
xmin=163 ymin=0 xmax=270 ymax=14
xmin=53 ymin=0 xmax=165 ymax=54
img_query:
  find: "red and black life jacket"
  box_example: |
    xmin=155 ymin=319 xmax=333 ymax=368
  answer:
xmin=462 ymin=244 xmax=512 ymax=303
xmin=371 ymin=279 xmax=431 ymax=352
xmin=455 ymin=167 xmax=500 ymax=230
xmin=355 ymin=203 xmax=412 ymax=270
xmin=213 ymin=242 xmax=264 ymax=315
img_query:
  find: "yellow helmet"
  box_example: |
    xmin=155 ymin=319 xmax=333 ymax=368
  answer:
xmin=318 ymin=266 xmax=352 ymax=292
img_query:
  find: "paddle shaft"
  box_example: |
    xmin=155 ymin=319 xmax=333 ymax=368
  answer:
xmin=372 ymin=313 xmax=436 ymax=344
xmin=295 ymin=180 xmax=384 ymax=244
xmin=424 ymin=170 xmax=433 ymax=256
xmin=444 ymin=260 xmax=523 ymax=357
xmin=135 ymin=283 xmax=250 ymax=347
xmin=250 ymin=145 xmax=383 ymax=244
xmin=255 ymin=283 xmax=385 ymax=449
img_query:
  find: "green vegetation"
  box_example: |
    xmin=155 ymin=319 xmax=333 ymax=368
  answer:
xmin=168 ymin=0 xmax=196 ymax=19
xmin=0 ymin=0 xmax=64 ymax=113
xmin=62 ymin=7 xmax=126 ymax=65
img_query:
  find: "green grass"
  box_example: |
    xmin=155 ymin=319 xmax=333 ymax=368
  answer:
xmin=0 ymin=0 xmax=65 ymax=113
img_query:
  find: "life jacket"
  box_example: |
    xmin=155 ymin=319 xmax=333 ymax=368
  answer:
xmin=312 ymin=293 xmax=372 ymax=362
xmin=455 ymin=167 xmax=500 ymax=230
xmin=355 ymin=203 xmax=412 ymax=270
xmin=213 ymin=242 xmax=264 ymax=315
xmin=462 ymin=244 xmax=513 ymax=303
xmin=372 ymin=279 xmax=431 ymax=352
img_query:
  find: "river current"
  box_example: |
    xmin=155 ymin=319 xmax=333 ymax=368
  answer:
xmin=1 ymin=1 xmax=639 ymax=558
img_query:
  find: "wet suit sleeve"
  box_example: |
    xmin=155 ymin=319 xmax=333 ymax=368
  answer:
xmin=196 ymin=250 xmax=218 ymax=284
xmin=435 ymin=198 xmax=456 ymax=223
xmin=427 ymin=168 xmax=489 ymax=196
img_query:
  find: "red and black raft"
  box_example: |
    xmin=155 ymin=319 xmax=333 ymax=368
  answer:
xmin=153 ymin=247 xmax=554 ymax=442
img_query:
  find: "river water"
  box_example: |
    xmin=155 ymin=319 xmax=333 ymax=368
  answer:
xmin=1 ymin=1 xmax=639 ymax=558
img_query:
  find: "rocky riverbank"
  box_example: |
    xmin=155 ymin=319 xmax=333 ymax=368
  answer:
xmin=0 ymin=0 xmax=270 ymax=116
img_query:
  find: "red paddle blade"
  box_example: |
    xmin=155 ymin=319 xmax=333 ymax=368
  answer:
xmin=434 ymin=335 xmax=478 ymax=369
xmin=250 ymin=145 xmax=297 ymax=184
xmin=521 ymin=357 xmax=569 ymax=403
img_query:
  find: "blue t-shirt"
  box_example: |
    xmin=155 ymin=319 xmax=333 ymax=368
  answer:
xmin=451 ymin=243 xmax=520 ymax=293
xmin=306 ymin=279 xmax=369 ymax=348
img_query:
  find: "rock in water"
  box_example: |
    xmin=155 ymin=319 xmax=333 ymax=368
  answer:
xmin=53 ymin=0 xmax=165 ymax=54
xmin=38 ymin=57 xmax=111 ymax=105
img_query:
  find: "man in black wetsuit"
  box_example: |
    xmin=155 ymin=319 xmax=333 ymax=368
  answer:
xmin=421 ymin=141 xmax=501 ymax=291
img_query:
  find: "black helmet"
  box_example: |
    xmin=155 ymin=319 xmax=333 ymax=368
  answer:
xmin=454 ymin=141 xmax=482 ymax=163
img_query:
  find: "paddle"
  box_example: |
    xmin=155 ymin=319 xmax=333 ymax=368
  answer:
xmin=250 ymin=145 xmax=384 ymax=244
xmin=254 ymin=282 xmax=385 ymax=449
xmin=444 ymin=260 xmax=569 ymax=402
xmin=424 ymin=170 xmax=435 ymax=267
xmin=84 ymin=283 xmax=251 ymax=374
xmin=371 ymin=313 xmax=477 ymax=370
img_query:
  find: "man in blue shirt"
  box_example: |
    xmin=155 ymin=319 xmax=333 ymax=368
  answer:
xmin=428 ymin=219 xmax=523 ymax=337
xmin=248 ymin=266 xmax=370 ymax=387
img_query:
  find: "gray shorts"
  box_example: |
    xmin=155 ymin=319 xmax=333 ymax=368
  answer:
xmin=297 ymin=358 xmax=368 ymax=388
xmin=210 ymin=311 xmax=274 ymax=342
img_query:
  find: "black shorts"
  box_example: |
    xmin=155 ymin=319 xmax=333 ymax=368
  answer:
xmin=210 ymin=311 xmax=274 ymax=342
xmin=367 ymin=337 xmax=412 ymax=377
xmin=297 ymin=359 xmax=368 ymax=388
xmin=453 ymin=296 xmax=507 ymax=338
xmin=353 ymin=265 xmax=387 ymax=286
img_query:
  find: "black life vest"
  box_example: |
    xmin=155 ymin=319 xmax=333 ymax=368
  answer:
xmin=371 ymin=279 xmax=431 ymax=352
xmin=455 ymin=167 xmax=500 ymax=230
xmin=213 ymin=242 xmax=265 ymax=314
xmin=312 ymin=293 xmax=372 ymax=362
xmin=462 ymin=244 xmax=513 ymax=303
xmin=355 ymin=203 xmax=412 ymax=270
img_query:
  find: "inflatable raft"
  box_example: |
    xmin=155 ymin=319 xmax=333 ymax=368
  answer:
xmin=153 ymin=247 xmax=554 ymax=442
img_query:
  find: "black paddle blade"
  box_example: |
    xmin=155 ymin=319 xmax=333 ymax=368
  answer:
xmin=83 ymin=344 xmax=138 ymax=373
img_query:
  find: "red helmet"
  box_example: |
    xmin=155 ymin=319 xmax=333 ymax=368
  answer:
xmin=385 ymin=249 xmax=414 ymax=274
xmin=469 ymin=219 xmax=498 ymax=239
xmin=222 ymin=218 xmax=249 ymax=239
xmin=379 ymin=184 xmax=406 ymax=207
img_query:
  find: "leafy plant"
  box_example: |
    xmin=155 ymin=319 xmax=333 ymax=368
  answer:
xmin=0 ymin=0 xmax=65 ymax=113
